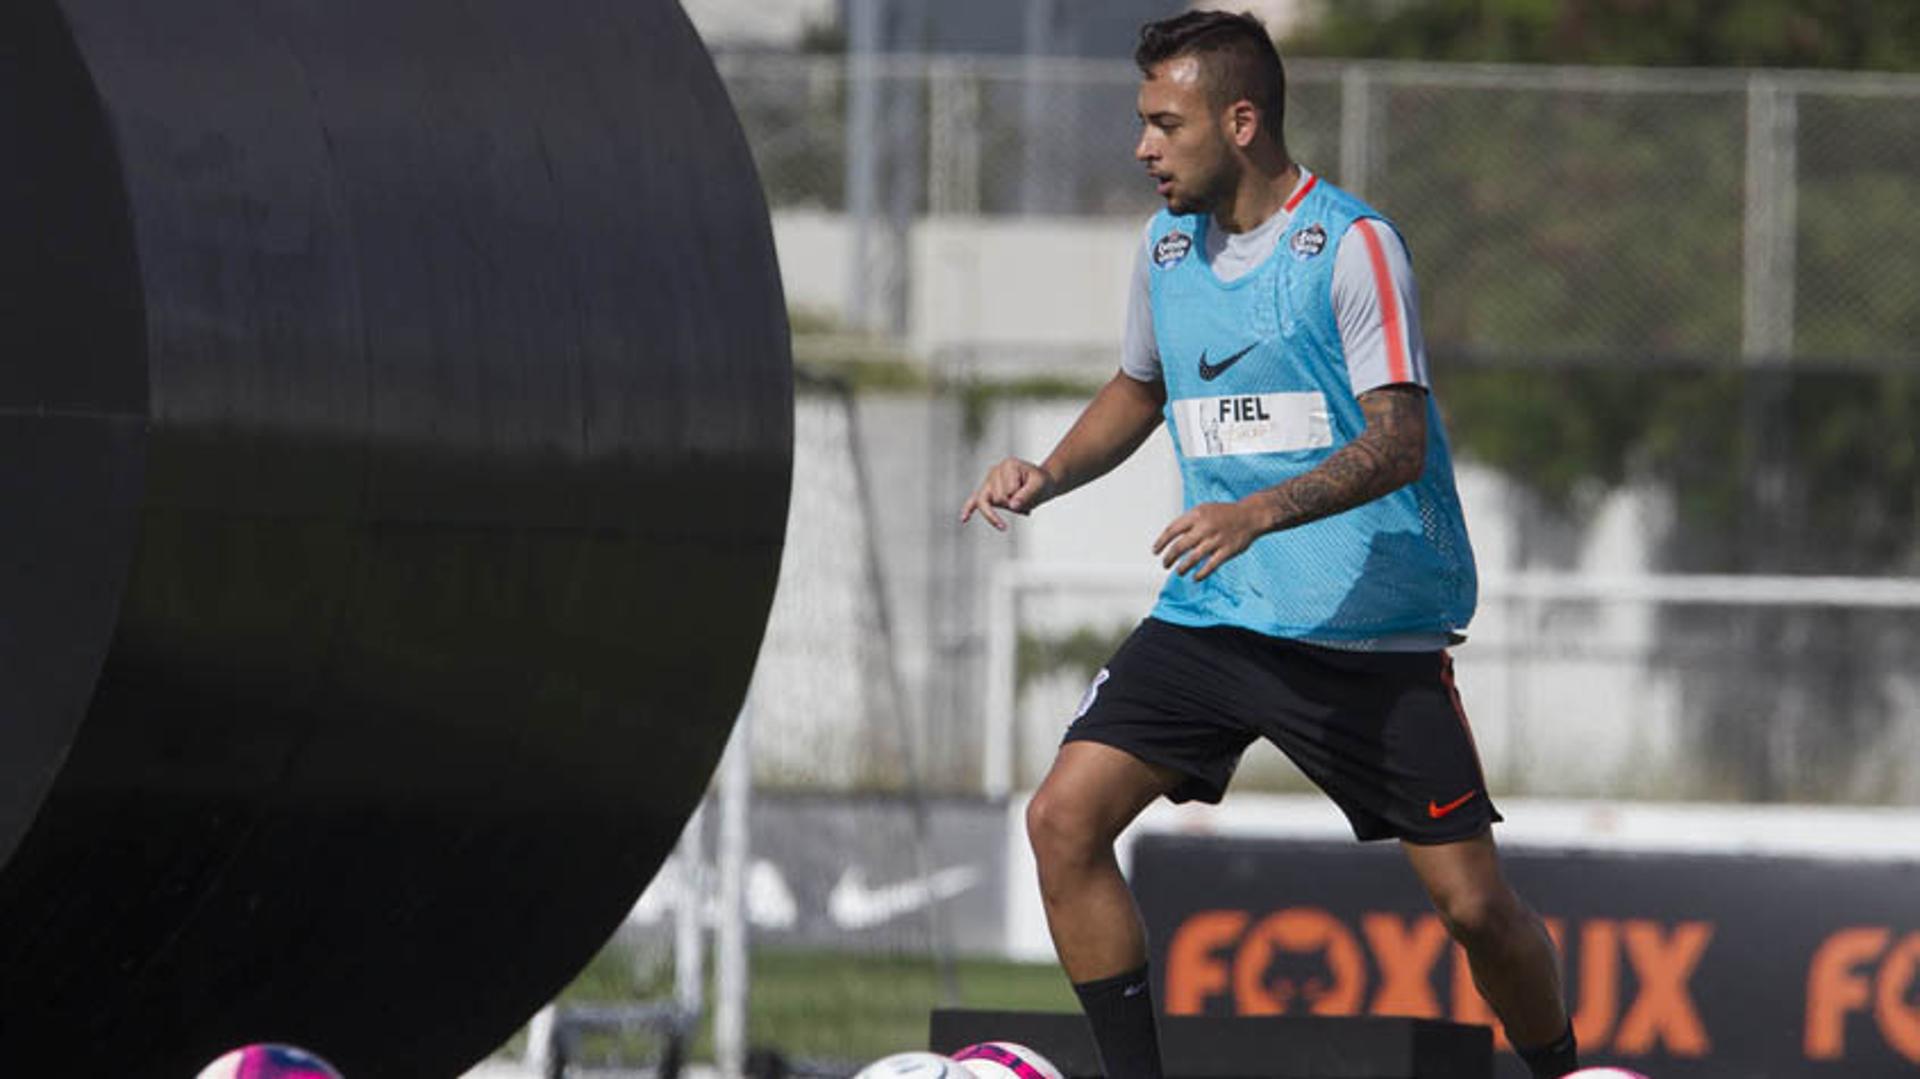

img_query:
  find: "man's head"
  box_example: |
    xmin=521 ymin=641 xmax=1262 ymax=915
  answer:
xmin=1133 ymin=10 xmax=1287 ymax=214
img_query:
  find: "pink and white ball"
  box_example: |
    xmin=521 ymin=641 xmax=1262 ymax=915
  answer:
xmin=851 ymin=1052 xmax=968 ymax=1079
xmin=1563 ymin=1070 xmax=1652 ymax=1078
xmin=195 ymin=1044 xmax=344 ymax=1079
xmin=951 ymin=1041 xmax=1066 ymax=1079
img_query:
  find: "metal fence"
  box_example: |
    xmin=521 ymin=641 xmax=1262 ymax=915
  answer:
xmin=986 ymin=562 xmax=1920 ymax=804
xmin=717 ymin=53 xmax=1920 ymax=367
xmin=716 ymin=53 xmax=1920 ymax=808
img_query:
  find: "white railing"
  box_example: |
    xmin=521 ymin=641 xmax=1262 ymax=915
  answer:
xmin=982 ymin=562 xmax=1920 ymax=798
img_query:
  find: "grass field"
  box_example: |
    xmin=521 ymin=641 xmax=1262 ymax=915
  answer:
xmin=544 ymin=943 xmax=1077 ymax=1068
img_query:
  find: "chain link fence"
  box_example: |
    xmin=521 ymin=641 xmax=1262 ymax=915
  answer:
xmin=714 ymin=52 xmax=1920 ymax=807
xmin=717 ymin=53 xmax=1920 ymax=366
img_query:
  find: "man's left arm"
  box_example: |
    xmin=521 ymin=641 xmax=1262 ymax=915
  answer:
xmin=1154 ymin=217 xmax=1430 ymax=580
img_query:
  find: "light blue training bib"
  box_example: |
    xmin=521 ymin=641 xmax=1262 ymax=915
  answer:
xmin=1145 ymin=178 xmax=1476 ymax=640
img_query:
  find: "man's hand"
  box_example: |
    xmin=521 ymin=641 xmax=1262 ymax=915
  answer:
xmin=957 ymin=372 xmax=1164 ymax=533
xmin=1151 ymin=385 xmax=1429 ymax=579
xmin=959 ymin=457 xmax=1058 ymax=531
xmin=1152 ymin=498 xmax=1273 ymax=581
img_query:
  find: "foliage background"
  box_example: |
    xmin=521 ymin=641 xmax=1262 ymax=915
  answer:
xmin=1289 ymin=0 xmax=1920 ymax=801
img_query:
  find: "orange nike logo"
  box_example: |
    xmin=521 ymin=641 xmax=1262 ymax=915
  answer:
xmin=1428 ymin=790 xmax=1478 ymax=819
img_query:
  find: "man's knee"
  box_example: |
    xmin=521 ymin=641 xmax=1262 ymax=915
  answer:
xmin=1025 ymin=784 xmax=1113 ymax=871
xmin=1431 ymin=879 xmax=1527 ymax=946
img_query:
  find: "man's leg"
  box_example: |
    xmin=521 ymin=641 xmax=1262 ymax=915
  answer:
xmin=1401 ymin=834 xmax=1578 ymax=1079
xmin=1027 ymin=740 xmax=1183 ymax=1079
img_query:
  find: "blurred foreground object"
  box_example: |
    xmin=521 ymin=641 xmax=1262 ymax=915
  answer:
xmin=0 ymin=0 xmax=791 ymax=1074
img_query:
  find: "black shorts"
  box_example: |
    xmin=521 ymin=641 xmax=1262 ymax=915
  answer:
xmin=1063 ymin=617 xmax=1502 ymax=844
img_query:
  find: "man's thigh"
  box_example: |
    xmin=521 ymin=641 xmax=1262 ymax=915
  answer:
xmin=1250 ymin=646 xmax=1502 ymax=843
xmin=1032 ymin=740 xmax=1185 ymax=844
xmin=1060 ymin=619 xmax=1259 ymax=806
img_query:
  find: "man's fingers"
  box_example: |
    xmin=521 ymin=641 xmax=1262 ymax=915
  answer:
xmin=1175 ymin=540 xmax=1211 ymax=576
xmin=1008 ymin=470 xmax=1048 ymax=511
xmin=984 ymin=467 xmax=1024 ymax=507
xmin=1153 ymin=516 xmax=1191 ymax=555
xmin=977 ymin=498 xmax=1007 ymax=530
xmin=962 ymin=460 xmax=1042 ymax=530
xmin=1157 ymin=535 xmax=1180 ymax=566
xmin=1193 ymin=535 xmax=1250 ymax=581
xmin=1193 ymin=547 xmax=1229 ymax=581
xmin=1161 ymin=531 xmax=1201 ymax=570
xmin=959 ymin=487 xmax=1008 ymax=530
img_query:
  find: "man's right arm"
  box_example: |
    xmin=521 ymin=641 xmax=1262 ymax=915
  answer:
xmin=960 ymin=221 xmax=1166 ymax=531
xmin=958 ymin=370 xmax=1167 ymax=531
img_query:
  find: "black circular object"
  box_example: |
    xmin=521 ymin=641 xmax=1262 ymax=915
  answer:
xmin=0 ymin=1 xmax=791 ymax=1074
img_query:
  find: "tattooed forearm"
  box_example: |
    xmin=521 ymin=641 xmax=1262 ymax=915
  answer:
xmin=1248 ymin=385 xmax=1428 ymax=532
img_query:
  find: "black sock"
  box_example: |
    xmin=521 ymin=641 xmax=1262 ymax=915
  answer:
xmin=1071 ymin=965 xmax=1163 ymax=1079
xmin=1515 ymin=1022 xmax=1578 ymax=1079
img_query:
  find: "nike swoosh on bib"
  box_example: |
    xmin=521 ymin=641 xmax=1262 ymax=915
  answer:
xmin=1196 ymin=342 xmax=1257 ymax=381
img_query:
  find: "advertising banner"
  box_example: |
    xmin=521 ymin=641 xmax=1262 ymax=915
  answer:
xmin=1135 ymin=835 xmax=1920 ymax=1078
xmin=630 ymin=794 xmax=1009 ymax=953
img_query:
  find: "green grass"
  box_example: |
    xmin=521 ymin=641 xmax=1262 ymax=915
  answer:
xmin=727 ymin=950 xmax=1077 ymax=1064
xmin=523 ymin=944 xmax=1077 ymax=1068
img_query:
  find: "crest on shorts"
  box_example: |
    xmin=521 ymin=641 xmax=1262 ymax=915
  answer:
xmin=1074 ymin=668 xmax=1111 ymax=719
xmin=1152 ymin=229 xmax=1193 ymax=269
xmin=1289 ymin=223 xmax=1328 ymax=260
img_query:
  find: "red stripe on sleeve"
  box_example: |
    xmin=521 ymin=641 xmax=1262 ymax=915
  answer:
xmin=1356 ymin=219 xmax=1410 ymax=384
xmin=1283 ymin=172 xmax=1318 ymax=213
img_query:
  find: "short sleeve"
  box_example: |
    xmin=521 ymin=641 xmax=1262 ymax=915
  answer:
xmin=1120 ymin=218 xmax=1161 ymax=383
xmin=1331 ymin=218 xmax=1430 ymax=396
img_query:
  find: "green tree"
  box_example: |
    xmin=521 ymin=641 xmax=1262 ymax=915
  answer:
xmin=1284 ymin=1 xmax=1920 ymax=802
xmin=1291 ymin=0 xmax=1920 ymax=71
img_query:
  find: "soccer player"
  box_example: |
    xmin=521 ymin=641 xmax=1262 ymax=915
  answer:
xmin=958 ymin=11 xmax=1578 ymax=1079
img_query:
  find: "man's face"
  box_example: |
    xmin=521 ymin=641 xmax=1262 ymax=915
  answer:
xmin=1135 ymin=56 xmax=1234 ymax=215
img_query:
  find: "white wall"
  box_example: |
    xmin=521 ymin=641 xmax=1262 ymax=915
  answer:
xmin=910 ymin=217 xmax=1141 ymax=358
xmin=773 ymin=211 xmax=1141 ymax=360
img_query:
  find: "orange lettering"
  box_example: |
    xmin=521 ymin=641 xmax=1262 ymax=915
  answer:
xmin=1615 ymin=920 xmax=1713 ymax=1056
xmin=1570 ymin=920 xmax=1620 ymax=1048
xmin=1363 ymin=913 xmax=1449 ymax=1018
xmin=1805 ymin=926 xmax=1889 ymax=1059
xmin=1873 ymin=931 xmax=1920 ymax=1064
xmin=1233 ymin=908 xmax=1366 ymax=1016
xmin=1164 ymin=911 xmax=1248 ymax=1015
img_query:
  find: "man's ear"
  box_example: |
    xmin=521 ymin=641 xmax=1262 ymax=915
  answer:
xmin=1226 ymin=99 xmax=1261 ymax=148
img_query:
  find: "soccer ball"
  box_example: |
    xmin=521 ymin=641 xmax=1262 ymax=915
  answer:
xmin=1562 ymin=1070 xmax=1652 ymax=1078
xmin=851 ymin=1052 xmax=966 ymax=1079
xmin=195 ymin=1044 xmax=344 ymax=1079
xmin=952 ymin=1041 xmax=1066 ymax=1079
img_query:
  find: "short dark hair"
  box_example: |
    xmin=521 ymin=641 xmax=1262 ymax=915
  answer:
xmin=1134 ymin=10 xmax=1286 ymax=137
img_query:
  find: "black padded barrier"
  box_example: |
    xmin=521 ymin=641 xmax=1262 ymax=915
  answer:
xmin=0 ymin=2 xmax=791 ymax=1074
xmin=931 ymin=1008 xmax=1493 ymax=1079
